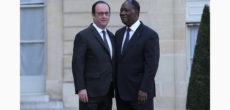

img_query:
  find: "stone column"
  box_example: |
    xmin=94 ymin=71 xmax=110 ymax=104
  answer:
xmin=46 ymin=0 xmax=64 ymax=100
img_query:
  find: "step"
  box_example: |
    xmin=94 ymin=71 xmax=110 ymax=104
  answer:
xmin=20 ymin=108 xmax=76 ymax=110
xmin=21 ymin=95 xmax=50 ymax=102
xmin=20 ymin=101 xmax=64 ymax=109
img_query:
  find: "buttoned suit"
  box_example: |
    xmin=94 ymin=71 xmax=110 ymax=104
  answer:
xmin=72 ymin=24 xmax=115 ymax=110
xmin=115 ymin=22 xmax=160 ymax=110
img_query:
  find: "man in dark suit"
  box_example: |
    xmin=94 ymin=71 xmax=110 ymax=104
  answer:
xmin=72 ymin=1 xmax=115 ymax=110
xmin=115 ymin=0 xmax=160 ymax=110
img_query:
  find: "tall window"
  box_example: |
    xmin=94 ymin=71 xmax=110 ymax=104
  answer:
xmin=20 ymin=0 xmax=46 ymax=76
xmin=186 ymin=23 xmax=199 ymax=80
xmin=186 ymin=0 xmax=210 ymax=81
xmin=20 ymin=0 xmax=46 ymax=94
xmin=20 ymin=0 xmax=46 ymax=93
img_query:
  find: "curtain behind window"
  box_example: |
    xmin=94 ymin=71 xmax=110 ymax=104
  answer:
xmin=20 ymin=6 xmax=45 ymax=76
xmin=190 ymin=26 xmax=199 ymax=66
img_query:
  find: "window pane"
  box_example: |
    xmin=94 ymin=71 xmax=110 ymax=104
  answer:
xmin=190 ymin=26 xmax=199 ymax=57
xmin=20 ymin=7 xmax=45 ymax=41
xmin=20 ymin=43 xmax=45 ymax=76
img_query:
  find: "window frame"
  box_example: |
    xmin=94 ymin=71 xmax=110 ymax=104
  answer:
xmin=186 ymin=22 xmax=200 ymax=81
xmin=20 ymin=1 xmax=47 ymax=76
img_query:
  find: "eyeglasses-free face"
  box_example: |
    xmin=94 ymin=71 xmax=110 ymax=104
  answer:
xmin=93 ymin=3 xmax=110 ymax=29
xmin=120 ymin=1 xmax=139 ymax=27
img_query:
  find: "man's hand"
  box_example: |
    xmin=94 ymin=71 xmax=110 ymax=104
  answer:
xmin=78 ymin=89 xmax=88 ymax=103
xmin=138 ymin=90 xmax=147 ymax=104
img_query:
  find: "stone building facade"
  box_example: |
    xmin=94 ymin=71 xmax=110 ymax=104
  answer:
xmin=20 ymin=0 xmax=209 ymax=110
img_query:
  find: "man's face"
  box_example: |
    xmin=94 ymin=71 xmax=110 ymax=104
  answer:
xmin=120 ymin=2 xmax=138 ymax=27
xmin=93 ymin=3 xmax=110 ymax=29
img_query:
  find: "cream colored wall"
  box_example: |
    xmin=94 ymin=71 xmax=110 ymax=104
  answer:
xmin=147 ymin=0 xmax=186 ymax=110
xmin=46 ymin=0 xmax=64 ymax=100
xmin=46 ymin=0 xmax=187 ymax=110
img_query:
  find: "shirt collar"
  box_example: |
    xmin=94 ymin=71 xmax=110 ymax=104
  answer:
xmin=93 ymin=23 xmax=107 ymax=33
xmin=127 ymin=20 xmax=141 ymax=32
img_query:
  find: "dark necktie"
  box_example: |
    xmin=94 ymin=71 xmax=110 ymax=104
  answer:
xmin=122 ymin=27 xmax=131 ymax=52
xmin=102 ymin=30 xmax=110 ymax=51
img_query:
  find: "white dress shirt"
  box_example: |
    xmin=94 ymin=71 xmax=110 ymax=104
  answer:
xmin=93 ymin=23 xmax=113 ymax=59
xmin=121 ymin=20 xmax=141 ymax=51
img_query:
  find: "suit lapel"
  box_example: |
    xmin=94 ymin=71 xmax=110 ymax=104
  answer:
xmin=89 ymin=24 xmax=111 ymax=56
xmin=117 ymin=27 xmax=126 ymax=60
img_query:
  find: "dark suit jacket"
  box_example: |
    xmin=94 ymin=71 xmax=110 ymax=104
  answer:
xmin=115 ymin=22 xmax=160 ymax=101
xmin=72 ymin=24 xmax=115 ymax=97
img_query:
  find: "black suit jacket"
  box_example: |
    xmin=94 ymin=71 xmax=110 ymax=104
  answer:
xmin=72 ymin=24 xmax=115 ymax=97
xmin=115 ymin=22 xmax=160 ymax=101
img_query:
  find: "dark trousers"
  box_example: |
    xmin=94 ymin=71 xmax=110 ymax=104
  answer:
xmin=79 ymin=84 xmax=113 ymax=110
xmin=116 ymin=95 xmax=154 ymax=110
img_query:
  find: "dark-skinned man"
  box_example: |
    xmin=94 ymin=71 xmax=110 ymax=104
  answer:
xmin=115 ymin=0 xmax=160 ymax=110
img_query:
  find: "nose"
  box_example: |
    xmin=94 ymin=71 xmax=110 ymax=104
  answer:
xmin=120 ymin=10 xmax=125 ymax=15
xmin=102 ymin=14 xmax=107 ymax=17
xmin=120 ymin=10 xmax=127 ymax=17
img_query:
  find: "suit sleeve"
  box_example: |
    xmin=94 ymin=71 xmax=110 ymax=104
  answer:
xmin=72 ymin=33 xmax=87 ymax=94
xmin=140 ymin=32 xmax=160 ymax=93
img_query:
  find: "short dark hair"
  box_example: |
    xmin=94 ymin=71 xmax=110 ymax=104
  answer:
xmin=92 ymin=1 xmax=110 ymax=14
xmin=128 ymin=0 xmax=140 ymax=12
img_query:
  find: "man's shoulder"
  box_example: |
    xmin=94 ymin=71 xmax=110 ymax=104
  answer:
xmin=74 ymin=26 xmax=93 ymax=41
xmin=141 ymin=23 xmax=158 ymax=36
xmin=76 ymin=25 xmax=93 ymax=36
xmin=79 ymin=26 xmax=92 ymax=34
xmin=115 ymin=26 xmax=126 ymax=35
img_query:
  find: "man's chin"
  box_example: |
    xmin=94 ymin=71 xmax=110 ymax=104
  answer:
xmin=122 ymin=21 xmax=129 ymax=26
xmin=99 ymin=24 xmax=107 ymax=29
xmin=101 ymin=22 xmax=108 ymax=26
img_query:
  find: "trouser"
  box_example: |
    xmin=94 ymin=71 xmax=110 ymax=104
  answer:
xmin=116 ymin=95 xmax=154 ymax=110
xmin=79 ymin=84 xmax=113 ymax=110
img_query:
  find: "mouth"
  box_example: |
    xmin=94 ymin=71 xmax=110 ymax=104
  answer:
xmin=121 ymin=16 xmax=128 ymax=20
xmin=101 ymin=19 xmax=108 ymax=22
